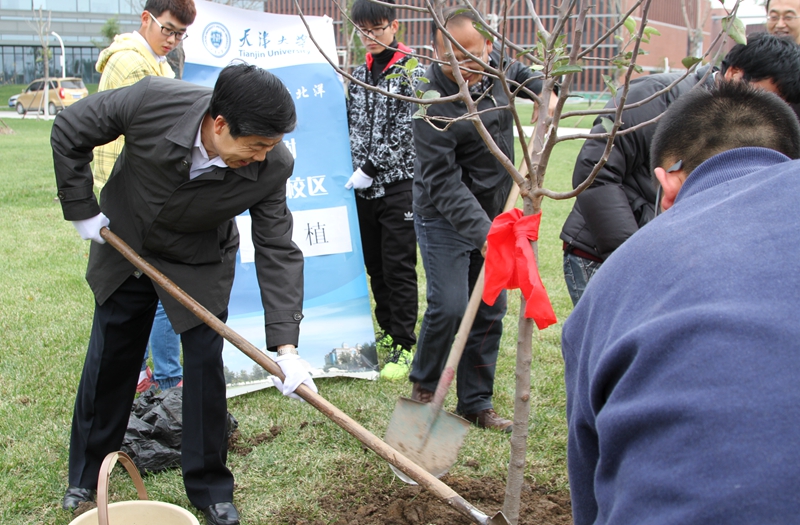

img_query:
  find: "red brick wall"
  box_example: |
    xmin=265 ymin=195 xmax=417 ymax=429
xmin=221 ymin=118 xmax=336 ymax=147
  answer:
xmin=265 ymin=0 xmax=710 ymax=92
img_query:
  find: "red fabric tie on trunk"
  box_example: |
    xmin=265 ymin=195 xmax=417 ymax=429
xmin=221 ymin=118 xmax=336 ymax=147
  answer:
xmin=482 ymin=208 xmax=557 ymax=330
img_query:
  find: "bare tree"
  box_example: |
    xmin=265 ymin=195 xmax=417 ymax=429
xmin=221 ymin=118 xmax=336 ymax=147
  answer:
xmin=682 ymin=0 xmax=713 ymax=58
xmin=294 ymin=0 xmax=746 ymax=522
xmin=28 ymin=7 xmax=53 ymax=118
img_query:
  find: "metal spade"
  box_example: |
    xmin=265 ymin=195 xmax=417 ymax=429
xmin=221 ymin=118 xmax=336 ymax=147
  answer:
xmin=384 ymin=265 xmax=485 ymax=483
xmin=384 ymin=182 xmax=520 ymax=483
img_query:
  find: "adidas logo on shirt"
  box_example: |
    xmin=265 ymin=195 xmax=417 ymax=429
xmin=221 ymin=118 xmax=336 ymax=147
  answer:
xmin=404 ymin=211 xmax=414 ymax=221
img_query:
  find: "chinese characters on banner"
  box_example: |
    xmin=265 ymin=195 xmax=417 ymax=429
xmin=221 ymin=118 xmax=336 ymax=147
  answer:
xmin=185 ymin=1 xmax=378 ymax=397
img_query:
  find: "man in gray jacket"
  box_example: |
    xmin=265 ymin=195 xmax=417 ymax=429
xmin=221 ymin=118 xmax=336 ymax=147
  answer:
xmin=410 ymin=8 xmax=543 ymax=431
xmin=52 ymin=64 xmax=316 ymax=525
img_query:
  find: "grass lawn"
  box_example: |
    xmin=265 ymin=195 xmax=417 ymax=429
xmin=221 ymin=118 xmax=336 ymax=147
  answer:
xmin=0 ymin=117 xmax=583 ymax=524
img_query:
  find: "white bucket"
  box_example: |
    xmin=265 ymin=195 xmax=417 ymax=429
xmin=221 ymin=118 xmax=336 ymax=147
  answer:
xmin=68 ymin=451 xmax=199 ymax=525
xmin=69 ymin=500 xmax=199 ymax=525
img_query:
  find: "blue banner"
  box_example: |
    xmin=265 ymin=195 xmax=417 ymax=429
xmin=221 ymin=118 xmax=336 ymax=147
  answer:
xmin=184 ymin=2 xmax=377 ymax=395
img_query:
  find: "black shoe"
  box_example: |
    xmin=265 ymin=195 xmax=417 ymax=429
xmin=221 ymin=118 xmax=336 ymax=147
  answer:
xmin=462 ymin=408 xmax=513 ymax=433
xmin=202 ymin=502 xmax=240 ymax=525
xmin=62 ymin=485 xmax=96 ymax=511
xmin=410 ymin=382 xmax=434 ymax=404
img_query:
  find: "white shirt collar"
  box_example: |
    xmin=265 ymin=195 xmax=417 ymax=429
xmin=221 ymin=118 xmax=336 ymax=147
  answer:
xmin=132 ymin=30 xmax=167 ymax=63
xmin=190 ymin=121 xmax=229 ymax=179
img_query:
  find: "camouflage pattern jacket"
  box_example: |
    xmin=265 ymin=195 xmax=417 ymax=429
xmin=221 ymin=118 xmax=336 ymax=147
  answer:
xmin=347 ymin=43 xmax=424 ymax=200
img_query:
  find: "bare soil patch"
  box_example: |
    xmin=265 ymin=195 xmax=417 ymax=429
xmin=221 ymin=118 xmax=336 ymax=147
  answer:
xmin=276 ymin=475 xmax=571 ymax=525
xmin=228 ymin=425 xmax=283 ymax=456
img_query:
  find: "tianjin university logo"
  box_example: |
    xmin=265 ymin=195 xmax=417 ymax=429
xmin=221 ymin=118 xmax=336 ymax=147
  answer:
xmin=202 ymin=23 xmax=231 ymax=58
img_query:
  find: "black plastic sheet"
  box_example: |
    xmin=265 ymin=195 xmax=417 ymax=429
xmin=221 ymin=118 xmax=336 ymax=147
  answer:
xmin=121 ymin=388 xmax=238 ymax=473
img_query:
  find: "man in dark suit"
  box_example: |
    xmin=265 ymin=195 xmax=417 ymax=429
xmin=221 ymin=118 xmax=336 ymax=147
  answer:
xmin=52 ymin=64 xmax=316 ymax=525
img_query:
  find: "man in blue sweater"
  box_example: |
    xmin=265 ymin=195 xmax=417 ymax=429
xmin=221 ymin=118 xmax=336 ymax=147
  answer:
xmin=562 ymin=81 xmax=800 ymax=524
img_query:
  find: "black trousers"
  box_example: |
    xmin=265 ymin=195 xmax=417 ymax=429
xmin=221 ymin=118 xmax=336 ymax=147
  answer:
xmin=68 ymin=274 xmax=233 ymax=509
xmin=355 ymin=190 xmax=418 ymax=349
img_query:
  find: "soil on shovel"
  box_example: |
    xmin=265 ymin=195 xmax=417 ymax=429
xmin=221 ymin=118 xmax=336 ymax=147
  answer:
xmin=276 ymin=475 xmax=572 ymax=525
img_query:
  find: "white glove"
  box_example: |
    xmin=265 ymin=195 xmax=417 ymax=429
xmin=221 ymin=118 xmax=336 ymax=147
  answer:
xmin=272 ymin=353 xmax=318 ymax=401
xmin=344 ymin=168 xmax=374 ymax=190
xmin=71 ymin=212 xmax=110 ymax=244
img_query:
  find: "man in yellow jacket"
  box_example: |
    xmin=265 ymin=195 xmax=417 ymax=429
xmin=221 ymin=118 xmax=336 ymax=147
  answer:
xmin=90 ymin=0 xmax=196 ymax=395
xmin=93 ymin=0 xmax=196 ymax=188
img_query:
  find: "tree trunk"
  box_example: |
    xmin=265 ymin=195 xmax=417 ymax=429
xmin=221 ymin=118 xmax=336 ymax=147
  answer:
xmin=503 ymin=302 xmax=534 ymax=523
xmin=43 ymin=49 xmax=50 ymax=117
xmin=502 ymin=188 xmax=542 ymax=523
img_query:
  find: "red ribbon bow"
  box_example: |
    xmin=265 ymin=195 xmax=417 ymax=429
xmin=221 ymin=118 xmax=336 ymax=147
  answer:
xmin=482 ymin=208 xmax=557 ymax=330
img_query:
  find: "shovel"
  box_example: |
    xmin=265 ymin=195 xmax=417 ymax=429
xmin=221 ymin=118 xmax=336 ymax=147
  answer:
xmin=99 ymin=227 xmax=510 ymax=525
xmin=384 ymin=184 xmax=520 ymax=484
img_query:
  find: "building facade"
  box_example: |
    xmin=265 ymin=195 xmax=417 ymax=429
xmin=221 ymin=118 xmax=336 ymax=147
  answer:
xmin=1 ymin=0 xmax=139 ymax=84
xmin=2 ymin=0 xmax=715 ymax=90
xmin=267 ymin=0 xmax=714 ymax=93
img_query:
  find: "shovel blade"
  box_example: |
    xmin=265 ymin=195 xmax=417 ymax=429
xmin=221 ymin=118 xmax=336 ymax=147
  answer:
xmin=384 ymin=397 xmax=470 ymax=482
xmin=487 ymin=511 xmax=512 ymax=525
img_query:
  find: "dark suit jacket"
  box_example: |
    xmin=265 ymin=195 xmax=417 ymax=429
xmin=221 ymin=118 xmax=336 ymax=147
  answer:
xmin=52 ymin=76 xmax=304 ymax=345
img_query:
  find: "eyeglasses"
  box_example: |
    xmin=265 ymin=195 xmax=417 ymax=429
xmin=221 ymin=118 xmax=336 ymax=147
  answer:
xmin=666 ymin=160 xmax=683 ymax=173
xmin=654 ymin=160 xmax=683 ymax=217
xmin=357 ymin=23 xmax=391 ymax=38
xmin=147 ymin=11 xmax=188 ymax=41
xmin=768 ymin=13 xmax=799 ymax=23
xmin=439 ymin=42 xmax=488 ymax=68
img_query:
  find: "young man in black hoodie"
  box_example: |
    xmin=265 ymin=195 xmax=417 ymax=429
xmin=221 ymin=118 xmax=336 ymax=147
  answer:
xmin=346 ymin=0 xmax=423 ymax=380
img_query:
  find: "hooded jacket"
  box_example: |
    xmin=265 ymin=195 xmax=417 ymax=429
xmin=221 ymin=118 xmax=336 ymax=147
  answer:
xmin=92 ymin=32 xmax=176 ymax=187
xmin=347 ymin=42 xmax=424 ymax=200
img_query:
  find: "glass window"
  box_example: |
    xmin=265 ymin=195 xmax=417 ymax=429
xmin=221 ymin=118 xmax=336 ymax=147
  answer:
xmin=28 ymin=81 xmax=43 ymax=92
xmin=23 ymin=47 xmax=36 ymax=80
xmin=1 ymin=0 xmax=33 ymax=9
xmin=46 ymin=0 xmax=77 ymax=10
xmin=3 ymin=51 xmax=18 ymax=84
xmin=61 ymin=79 xmax=85 ymax=89
xmin=90 ymin=0 xmax=118 ymax=13
xmin=118 ymin=0 xmax=134 ymax=14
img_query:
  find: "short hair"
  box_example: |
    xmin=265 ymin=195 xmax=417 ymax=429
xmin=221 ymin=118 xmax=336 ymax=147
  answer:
xmin=143 ymin=0 xmax=196 ymax=26
xmin=720 ymin=32 xmax=800 ymax=104
xmin=351 ymin=0 xmax=396 ymax=27
xmin=651 ymin=81 xmax=800 ymax=175
xmin=209 ymin=64 xmax=297 ymax=139
xmin=430 ymin=6 xmax=483 ymax=45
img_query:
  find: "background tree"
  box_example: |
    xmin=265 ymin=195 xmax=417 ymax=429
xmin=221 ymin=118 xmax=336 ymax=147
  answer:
xmin=682 ymin=0 xmax=713 ymax=58
xmin=93 ymin=16 xmax=121 ymax=49
xmin=28 ymin=7 xmax=52 ymax=117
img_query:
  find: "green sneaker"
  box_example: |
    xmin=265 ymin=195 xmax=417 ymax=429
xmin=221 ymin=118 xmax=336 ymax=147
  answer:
xmin=376 ymin=333 xmax=394 ymax=356
xmin=380 ymin=344 xmax=413 ymax=381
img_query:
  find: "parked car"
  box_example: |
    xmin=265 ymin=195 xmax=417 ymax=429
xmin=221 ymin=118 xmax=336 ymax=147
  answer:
xmin=7 ymin=94 xmax=19 ymax=108
xmin=15 ymin=77 xmax=88 ymax=115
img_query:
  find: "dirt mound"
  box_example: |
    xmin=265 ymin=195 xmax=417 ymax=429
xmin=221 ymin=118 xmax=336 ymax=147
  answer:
xmin=277 ymin=475 xmax=571 ymax=525
xmin=228 ymin=425 xmax=283 ymax=456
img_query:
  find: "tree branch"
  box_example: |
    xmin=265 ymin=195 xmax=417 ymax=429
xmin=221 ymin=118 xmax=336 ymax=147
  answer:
xmin=576 ymin=0 xmax=645 ymax=60
xmin=535 ymin=0 xmax=654 ymax=201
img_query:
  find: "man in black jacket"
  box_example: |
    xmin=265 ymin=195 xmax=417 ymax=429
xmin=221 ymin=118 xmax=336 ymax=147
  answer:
xmin=410 ymin=7 xmax=543 ymax=431
xmin=560 ymin=33 xmax=800 ymax=305
xmin=53 ymin=64 xmax=316 ymax=525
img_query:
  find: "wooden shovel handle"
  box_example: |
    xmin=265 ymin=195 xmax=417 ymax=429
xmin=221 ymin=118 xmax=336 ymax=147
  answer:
xmin=97 ymin=451 xmax=148 ymax=525
xmin=99 ymin=227 xmax=499 ymax=525
xmin=430 ymin=183 xmax=521 ymax=411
